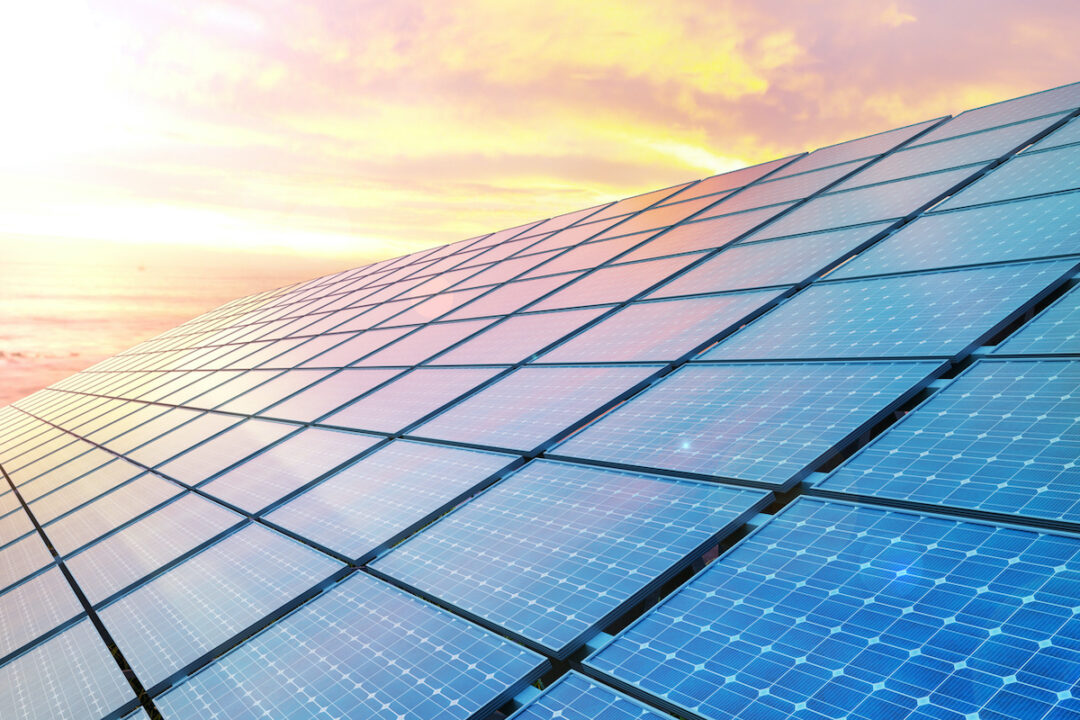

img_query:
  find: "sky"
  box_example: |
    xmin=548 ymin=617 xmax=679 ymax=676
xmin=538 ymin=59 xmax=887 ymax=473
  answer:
xmin=2 ymin=0 xmax=1079 ymax=404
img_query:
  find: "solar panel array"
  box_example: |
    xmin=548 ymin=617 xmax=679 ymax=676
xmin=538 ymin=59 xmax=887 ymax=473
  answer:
xmin=0 ymin=82 xmax=1078 ymax=719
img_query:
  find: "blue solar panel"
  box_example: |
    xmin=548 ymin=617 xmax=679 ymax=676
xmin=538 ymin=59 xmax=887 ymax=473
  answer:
xmin=0 ymin=618 xmax=135 ymax=720
xmin=554 ymin=361 xmax=940 ymax=489
xmin=940 ymin=143 xmax=1080 ymax=211
xmin=831 ymin=191 xmax=1080 ymax=279
xmin=66 ymin=492 xmax=242 ymax=604
xmin=649 ymin=224 xmax=891 ymax=297
xmin=0 ymin=533 xmax=52 ymax=593
xmin=199 ymin=427 xmax=380 ymax=513
xmin=815 ymin=359 xmax=1080 ymax=529
xmin=0 ymin=567 xmax=82 ymax=661
xmin=321 ymin=367 xmax=503 ymax=434
xmin=410 ymin=365 xmax=658 ymax=452
xmin=539 ymin=290 xmax=786 ymax=363
xmin=508 ymin=672 xmax=675 ymax=720
xmin=98 ymin=523 xmax=342 ymax=690
xmin=586 ymin=497 xmax=1080 ymax=720
xmin=370 ymin=460 xmax=770 ymax=657
xmin=704 ymin=260 xmax=1076 ymax=360
xmin=751 ymin=168 xmax=974 ymax=240
xmin=154 ymin=572 xmax=546 ymax=720
xmin=994 ymin=283 xmax=1080 ymax=355
xmin=265 ymin=440 xmax=516 ymax=561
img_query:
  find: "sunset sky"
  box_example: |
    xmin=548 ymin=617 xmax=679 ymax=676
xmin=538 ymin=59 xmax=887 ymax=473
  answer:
xmin=3 ymin=0 xmax=1079 ymax=403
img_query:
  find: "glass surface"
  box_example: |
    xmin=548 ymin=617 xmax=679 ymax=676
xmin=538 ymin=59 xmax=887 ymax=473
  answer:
xmin=994 ymin=283 xmax=1080 ymax=355
xmin=832 ymin=191 xmax=1080 ymax=279
xmin=650 ymin=223 xmax=890 ymax=296
xmin=412 ymin=365 xmax=658 ymax=452
xmin=155 ymin=419 xmax=297 ymax=485
xmin=705 ymin=260 xmax=1074 ymax=360
xmin=773 ymin=117 xmax=942 ymax=176
xmin=556 ymin=361 xmax=938 ymax=487
xmin=99 ymin=523 xmax=342 ymax=688
xmin=1025 ymin=115 xmax=1080 ymax=153
xmin=586 ymin=183 xmax=692 ymax=223
xmin=200 ymin=427 xmax=380 ymax=513
xmin=0 ymin=567 xmax=83 ymax=659
xmin=530 ymin=255 xmax=703 ymax=311
xmin=0 ymin=533 xmax=52 ymax=593
xmin=154 ymin=573 xmax=545 ymax=720
xmin=0 ymin=619 xmax=134 ymax=720
xmin=508 ymin=672 xmax=674 ymax=720
xmin=323 ymin=366 xmax=502 ymax=433
xmin=386 ymin=287 xmax=488 ymax=325
xmin=591 ymin=194 xmax=718 ymax=238
xmin=663 ymin=155 xmax=796 ymax=201
xmin=819 ymin=360 xmax=1080 ymax=526
xmin=266 ymin=439 xmax=516 ymax=560
xmin=540 ymin=290 xmax=785 ymax=363
xmin=259 ymin=368 xmax=402 ymax=422
xmin=66 ymin=493 xmax=242 ymax=605
xmin=430 ymin=307 xmax=607 ymax=365
xmin=712 ymin=160 xmax=863 ymax=215
xmin=371 ymin=460 xmax=769 ymax=656
xmin=127 ymin=412 xmax=240 ymax=468
xmin=586 ymin=497 xmax=1080 ymax=720
xmin=940 ymin=143 xmax=1080 ymax=210
xmin=355 ymin=319 xmax=492 ymax=366
xmin=619 ymin=205 xmax=792 ymax=263
xmin=443 ymin=273 xmax=582 ymax=320
xmin=522 ymin=235 xmax=650 ymax=278
xmin=299 ymin=327 xmax=411 ymax=367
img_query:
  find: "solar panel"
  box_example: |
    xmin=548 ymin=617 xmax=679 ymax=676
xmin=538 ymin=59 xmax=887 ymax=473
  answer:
xmin=649 ymin=223 xmax=892 ymax=296
xmin=370 ymin=460 xmax=770 ymax=657
xmin=153 ymin=572 xmax=546 ymax=720
xmin=585 ymin=497 xmax=1080 ymax=720
xmin=354 ymin=319 xmax=493 ymax=366
xmin=154 ymin=418 xmax=297 ymax=485
xmin=265 ymin=439 xmax=516 ymax=561
xmin=0 ymin=567 xmax=83 ymax=661
xmin=98 ymin=522 xmax=342 ymax=690
xmin=530 ymin=254 xmax=705 ymax=311
xmin=199 ymin=427 xmax=380 ymax=513
xmin=993 ymin=283 xmax=1080 ymax=355
xmin=814 ymin=359 xmax=1080 ymax=530
xmin=703 ymin=259 xmax=1077 ymax=360
xmin=538 ymin=290 xmax=786 ymax=363
xmin=0 ymin=533 xmax=52 ymax=593
xmin=258 ymin=367 xmax=402 ymax=421
xmin=774 ymin=117 xmax=943 ymax=175
xmin=553 ymin=361 xmax=941 ymax=489
xmin=508 ymin=672 xmax=676 ymax=720
xmin=616 ymin=205 xmax=795 ymax=263
xmin=1025 ymin=115 xmax=1080 ymax=152
xmin=429 ymin=307 xmax=607 ymax=365
xmin=0 ymin=619 xmax=135 ymax=720
xmin=410 ymin=365 xmax=658 ymax=452
xmin=709 ymin=159 xmax=865 ymax=215
xmin=830 ymin=191 xmax=1080 ymax=279
xmin=939 ymin=143 xmax=1080 ymax=210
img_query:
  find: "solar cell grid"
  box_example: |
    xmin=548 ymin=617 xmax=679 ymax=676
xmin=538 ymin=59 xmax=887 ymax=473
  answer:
xmin=297 ymin=328 xmax=410 ymax=367
xmin=530 ymin=254 xmax=704 ymax=311
xmin=26 ymin=458 xmax=144 ymax=523
xmin=617 ymin=204 xmax=794 ymax=263
xmin=429 ymin=307 xmax=608 ymax=365
xmin=592 ymin=194 xmax=719 ymax=238
xmin=939 ymin=142 xmax=1080 ymax=210
xmin=411 ymin=364 xmax=658 ymax=452
xmin=993 ymin=282 xmax=1080 ymax=355
xmin=522 ymin=234 xmax=650 ymax=278
xmin=1025 ymin=115 xmax=1080 ymax=152
xmin=554 ymin=361 xmax=941 ymax=489
xmin=0 ymin=619 xmax=135 ymax=720
xmin=704 ymin=259 xmax=1076 ymax=360
xmin=99 ymin=522 xmax=342 ymax=690
xmin=353 ymin=318 xmax=493 ymax=366
xmin=710 ymin=159 xmax=864 ymax=215
xmin=265 ymin=439 xmax=516 ymax=560
xmin=370 ymin=460 xmax=770 ymax=657
xmin=508 ymin=672 xmax=676 ymax=720
xmin=257 ymin=367 xmax=401 ymax=422
xmin=773 ymin=117 xmax=942 ymax=176
xmin=0 ymin=567 xmax=82 ymax=661
xmin=443 ymin=272 xmax=582 ymax=320
xmin=831 ymin=191 xmax=1080 ymax=279
xmin=586 ymin=497 xmax=1080 ymax=720
xmin=660 ymin=156 xmax=797 ymax=201
xmin=0 ymin=533 xmax=52 ymax=593
xmin=153 ymin=572 xmax=546 ymax=720
xmin=815 ymin=359 xmax=1080 ymax=529
xmin=539 ymin=290 xmax=786 ymax=363
xmin=154 ymin=418 xmax=296 ymax=486
xmin=586 ymin=183 xmax=692 ymax=222
xmin=649 ymin=223 xmax=890 ymax=297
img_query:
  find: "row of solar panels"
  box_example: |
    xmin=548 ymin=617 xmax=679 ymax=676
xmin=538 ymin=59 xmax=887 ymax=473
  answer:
xmin=0 ymin=81 xmax=1078 ymax=719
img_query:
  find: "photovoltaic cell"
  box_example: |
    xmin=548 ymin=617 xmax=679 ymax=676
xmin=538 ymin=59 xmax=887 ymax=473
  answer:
xmin=831 ymin=191 xmax=1080 ymax=279
xmin=126 ymin=412 xmax=239 ymax=468
xmin=444 ymin=273 xmax=582 ymax=320
xmin=298 ymin=328 xmax=410 ymax=367
xmin=0 ymin=533 xmax=52 ymax=592
xmin=555 ymin=361 xmax=939 ymax=489
xmin=0 ymin=508 xmax=34 ymax=547
xmin=751 ymin=167 xmax=975 ymax=240
xmin=154 ymin=572 xmax=546 ymax=720
xmin=430 ymin=307 xmax=607 ymax=365
xmin=26 ymin=458 xmax=144 ymax=523
xmin=258 ymin=367 xmax=402 ymax=422
xmin=816 ymin=360 xmax=1080 ymax=528
xmin=266 ymin=439 xmax=516 ymax=560
xmin=993 ymin=283 xmax=1080 ymax=355
xmin=0 ymin=567 xmax=83 ymax=660
xmin=508 ymin=672 xmax=676 ymax=720
xmin=939 ymin=143 xmax=1080 ymax=210
xmin=531 ymin=255 xmax=705 ymax=311
xmin=154 ymin=418 xmax=296 ymax=486
xmin=66 ymin=493 xmax=242 ymax=604
xmin=199 ymin=427 xmax=380 ymax=513
xmin=524 ymin=235 xmax=649 ymax=278
xmin=1025 ymin=115 xmax=1080 ymax=152
xmin=539 ymin=290 xmax=786 ymax=363
xmin=586 ymin=497 xmax=1080 ymax=720
xmin=411 ymin=365 xmax=658 ymax=451
xmin=711 ymin=160 xmax=864 ymax=215
xmin=620 ymin=205 xmax=792 ymax=263
xmin=649 ymin=224 xmax=891 ymax=297
xmin=663 ymin=156 xmax=796 ymax=201
xmin=99 ymin=523 xmax=342 ymax=689
xmin=913 ymin=80 xmax=1080 ymax=144
xmin=774 ymin=118 xmax=942 ymax=175
xmin=371 ymin=460 xmax=770 ymax=656
xmin=704 ymin=260 xmax=1076 ymax=360
xmin=0 ymin=619 xmax=135 ymax=720
xmin=322 ymin=366 xmax=503 ymax=433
